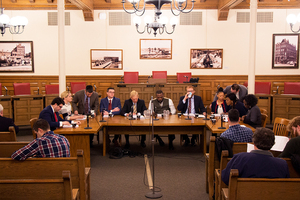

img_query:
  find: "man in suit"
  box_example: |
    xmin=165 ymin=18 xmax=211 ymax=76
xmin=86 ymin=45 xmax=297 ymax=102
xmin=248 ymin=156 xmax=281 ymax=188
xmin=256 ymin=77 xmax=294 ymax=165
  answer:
xmin=39 ymin=97 xmax=74 ymax=131
xmin=213 ymin=84 xmax=248 ymax=102
xmin=72 ymin=85 xmax=99 ymax=116
xmin=177 ymin=85 xmax=207 ymax=146
xmin=0 ymin=104 xmax=19 ymax=134
xmin=121 ymin=90 xmax=147 ymax=148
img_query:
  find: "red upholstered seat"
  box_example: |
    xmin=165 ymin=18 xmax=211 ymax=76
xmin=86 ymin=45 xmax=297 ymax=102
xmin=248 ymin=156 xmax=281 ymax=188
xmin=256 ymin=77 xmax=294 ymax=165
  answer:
xmin=177 ymin=72 xmax=192 ymax=83
xmin=0 ymin=83 xmax=2 ymax=95
xmin=124 ymin=72 xmax=139 ymax=83
xmin=243 ymin=81 xmax=271 ymax=94
xmin=45 ymin=85 xmax=59 ymax=94
xmin=70 ymin=82 xmax=86 ymax=94
xmin=13 ymin=83 xmax=31 ymax=95
xmin=284 ymin=82 xmax=300 ymax=95
xmin=152 ymin=71 xmax=167 ymax=79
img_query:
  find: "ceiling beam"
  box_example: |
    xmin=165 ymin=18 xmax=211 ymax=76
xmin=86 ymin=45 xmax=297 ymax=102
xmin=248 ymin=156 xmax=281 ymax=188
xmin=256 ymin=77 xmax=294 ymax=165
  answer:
xmin=218 ymin=0 xmax=244 ymax=20
xmin=69 ymin=0 xmax=94 ymax=21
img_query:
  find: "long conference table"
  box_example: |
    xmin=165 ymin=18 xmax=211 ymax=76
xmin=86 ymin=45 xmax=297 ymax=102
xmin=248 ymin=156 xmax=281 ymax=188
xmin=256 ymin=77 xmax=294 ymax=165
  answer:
xmin=54 ymin=115 xmax=255 ymax=167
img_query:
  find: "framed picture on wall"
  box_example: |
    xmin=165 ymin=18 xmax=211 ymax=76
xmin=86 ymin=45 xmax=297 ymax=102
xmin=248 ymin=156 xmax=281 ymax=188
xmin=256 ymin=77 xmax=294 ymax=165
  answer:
xmin=140 ymin=39 xmax=172 ymax=59
xmin=0 ymin=41 xmax=34 ymax=73
xmin=190 ymin=49 xmax=223 ymax=69
xmin=272 ymin=34 xmax=299 ymax=69
xmin=90 ymin=49 xmax=123 ymax=70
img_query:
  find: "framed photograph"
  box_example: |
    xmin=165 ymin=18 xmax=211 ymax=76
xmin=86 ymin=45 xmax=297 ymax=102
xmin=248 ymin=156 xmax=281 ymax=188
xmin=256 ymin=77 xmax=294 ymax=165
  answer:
xmin=140 ymin=39 xmax=172 ymax=59
xmin=0 ymin=41 xmax=34 ymax=73
xmin=272 ymin=34 xmax=299 ymax=69
xmin=190 ymin=49 xmax=223 ymax=69
xmin=90 ymin=49 xmax=123 ymax=70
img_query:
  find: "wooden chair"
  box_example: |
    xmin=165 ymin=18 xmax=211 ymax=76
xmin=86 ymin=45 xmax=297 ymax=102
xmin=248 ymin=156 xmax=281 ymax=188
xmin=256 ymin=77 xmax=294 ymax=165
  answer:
xmin=0 ymin=170 xmax=79 ymax=200
xmin=0 ymin=142 xmax=30 ymax=157
xmin=0 ymin=126 xmax=17 ymax=142
xmin=261 ymin=113 xmax=268 ymax=128
xmin=259 ymin=108 xmax=267 ymax=115
xmin=221 ymin=169 xmax=300 ymax=200
xmin=273 ymin=117 xmax=289 ymax=137
xmin=30 ymin=118 xmax=38 ymax=139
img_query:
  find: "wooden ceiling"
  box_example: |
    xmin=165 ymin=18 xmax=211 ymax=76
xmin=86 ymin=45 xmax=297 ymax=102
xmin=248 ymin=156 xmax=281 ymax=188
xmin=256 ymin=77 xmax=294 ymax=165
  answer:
xmin=2 ymin=0 xmax=300 ymax=21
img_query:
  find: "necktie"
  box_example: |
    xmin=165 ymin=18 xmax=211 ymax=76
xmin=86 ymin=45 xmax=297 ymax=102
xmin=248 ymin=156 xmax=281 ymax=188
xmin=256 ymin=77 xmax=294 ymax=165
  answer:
xmin=188 ymin=98 xmax=191 ymax=114
xmin=54 ymin=112 xmax=58 ymax=122
xmin=85 ymin=97 xmax=89 ymax=114
xmin=108 ymin=99 xmax=112 ymax=111
xmin=133 ymin=104 xmax=137 ymax=113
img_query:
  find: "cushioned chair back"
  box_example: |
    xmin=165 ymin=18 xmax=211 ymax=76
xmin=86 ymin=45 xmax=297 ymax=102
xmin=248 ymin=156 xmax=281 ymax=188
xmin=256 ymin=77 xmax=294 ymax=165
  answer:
xmin=13 ymin=83 xmax=31 ymax=95
xmin=152 ymin=71 xmax=167 ymax=79
xmin=177 ymin=73 xmax=192 ymax=83
xmin=284 ymin=82 xmax=300 ymax=95
xmin=255 ymin=82 xmax=271 ymax=94
xmin=124 ymin=72 xmax=139 ymax=83
xmin=45 ymin=85 xmax=59 ymax=94
xmin=70 ymin=82 xmax=86 ymax=94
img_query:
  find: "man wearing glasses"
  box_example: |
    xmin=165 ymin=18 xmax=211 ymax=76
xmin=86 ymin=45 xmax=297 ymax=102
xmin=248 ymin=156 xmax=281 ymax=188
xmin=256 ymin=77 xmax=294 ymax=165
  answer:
xmin=39 ymin=97 xmax=77 ymax=131
xmin=100 ymin=87 xmax=121 ymax=115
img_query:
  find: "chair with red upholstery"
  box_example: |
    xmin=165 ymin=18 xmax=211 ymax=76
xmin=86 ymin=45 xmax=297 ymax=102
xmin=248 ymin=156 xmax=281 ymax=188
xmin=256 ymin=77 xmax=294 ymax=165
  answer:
xmin=124 ymin=72 xmax=139 ymax=84
xmin=70 ymin=82 xmax=86 ymax=94
xmin=284 ymin=82 xmax=300 ymax=95
xmin=45 ymin=85 xmax=59 ymax=95
xmin=177 ymin=72 xmax=192 ymax=83
xmin=255 ymin=82 xmax=271 ymax=94
xmin=152 ymin=71 xmax=167 ymax=79
xmin=13 ymin=83 xmax=31 ymax=95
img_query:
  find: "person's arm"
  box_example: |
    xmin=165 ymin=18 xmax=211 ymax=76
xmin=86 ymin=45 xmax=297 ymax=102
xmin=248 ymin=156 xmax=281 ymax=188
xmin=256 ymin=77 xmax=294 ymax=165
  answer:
xmin=177 ymin=96 xmax=186 ymax=113
xmin=221 ymin=155 xmax=238 ymax=185
xmin=168 ymin=99 xmax=176 ymax=115
xmin=112 ymin=99 xmax=121 ymax=115
xmin=120 ymin=100 xmax=129 ymax=116
xmin=72 ymin=93 xmax=79 ymax=114
xmin=198 ymin=97 xmax=207 ymax=114
xmin=92 ymin=93 xmax=99 ymax=115
xmin=141 ymin=100 xmax=147 ymax=113
xmin=11 ymin=140 xmax=40 ymax=161
xmin=40 ymin=110 xmax=60 ymax=129
xmin=278 ymin=139 xmax=296 ymax=158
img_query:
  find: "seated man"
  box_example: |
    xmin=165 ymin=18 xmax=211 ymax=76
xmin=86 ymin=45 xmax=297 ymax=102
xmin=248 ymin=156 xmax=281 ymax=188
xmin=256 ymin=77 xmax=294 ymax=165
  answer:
xmin=11 ymin=119 xmax=70 ymax=160
xmin=39 ymin=97 xmax=74 ymax=131
xmin=222 ymin=127 xmax=290 ymax=185
xmin=148 ymin=90 xmax=176 ymax=150
xmin=0 ymin=104 xmax=19 ymax=134
xmin=121 ymin=90 xmax=147 ymax=148
xmin=213 ymin=83 xmax=248 ymax=102
xmin=220 ymin=109 xmax=253 ymax=143
xmin=279 ymin=116 xmax=300 ymax=158
xmin=177 ymin=85 xmax=206 ymax=146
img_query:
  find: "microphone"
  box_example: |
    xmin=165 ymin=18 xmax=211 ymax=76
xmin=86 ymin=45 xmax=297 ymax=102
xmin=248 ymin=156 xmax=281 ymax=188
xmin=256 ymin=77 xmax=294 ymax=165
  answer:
xmin=37 ymin=87 xmax=40 ymax=95
xmin=119 ymin=75 xmax=124 ymax=83
xmin=129 ymin=105 xmax=135 ymax=120
xmin=4 ymin=86 xmax=8 ymax=96
xmin=147 ymin=75 xmax=152 ymax=83
xmin=203 ymin=105 xmax=209 ymax=120
xmin=84 ymin=112 xmax=92 ymax=129
xmin=67 ymin=86 xmax=69 ymax=91
xmin=183 ymin=75 xmax=188 ymax=83
xmin=217 ymin=84 xmax=220 ymax=89
xmin=99 ymin=108 xmax=106 ymax=122
xmin=218 ymin=114 xmax=226 ymax=129
xmin=93 ymin=84 xmax=97 ymax=91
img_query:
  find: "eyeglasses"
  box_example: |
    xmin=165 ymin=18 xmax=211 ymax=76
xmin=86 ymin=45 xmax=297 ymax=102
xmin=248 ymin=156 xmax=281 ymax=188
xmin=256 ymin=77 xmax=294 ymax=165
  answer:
xmin=58 ymin=105 xmax=63 ymax=108
xmin=108 ymin=91 xmax=115 ymax=93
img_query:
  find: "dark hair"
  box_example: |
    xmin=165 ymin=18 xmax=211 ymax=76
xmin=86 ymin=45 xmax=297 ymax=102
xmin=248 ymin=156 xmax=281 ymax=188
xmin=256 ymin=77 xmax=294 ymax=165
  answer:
xmin=252 ymin=128 xmax=275 ymax=150
xmin=51 ymin=97 xmax=65 ymax=106
xmin=217 ymin=87 xmax=224 ymax=95
xmin=244 ymin=94 xmax=258 ymax=108
xmin=226 ymin=93 xmax=237 ymax=109
xmin=33 ymin=119 xmax=50 ymax=132
xmin=107 ymin=87 xmax=114 ymax=92
xmin=86 ymin=85 xmax=93 ymax=93
xmin=228 ymin=109 xmax=239 ymax=123
xmin=156 ymin=90 xmax=163 ymax=95
xmin=231 ymin=84 xmax=240 ymax=92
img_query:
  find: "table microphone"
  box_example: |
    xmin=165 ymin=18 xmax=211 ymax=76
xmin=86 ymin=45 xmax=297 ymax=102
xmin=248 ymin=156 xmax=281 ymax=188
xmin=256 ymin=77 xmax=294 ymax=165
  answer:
xmin=203 ymin=106 xmax=209 ymax=120
xmin=129 ymin=105 xmax=135 ymax=120
xmin=4 ymin=86 xmax=8 ymax=96
xmin=37 ymin=87 xmax=40 ymax=95
xmin=218 ymin=114 xmax=226 ymax=129
xmin=84 ymin=113 xmax=92 ymax=129
xmin=93 ymin=84 xmax=97 ymax=91
xmin=183 ymin=75 xmax=188 ymax=83
xmin=99 ymin=108 xmax=106 ymax=122
xmin=67 ymin=86 xmax=69 ymax=91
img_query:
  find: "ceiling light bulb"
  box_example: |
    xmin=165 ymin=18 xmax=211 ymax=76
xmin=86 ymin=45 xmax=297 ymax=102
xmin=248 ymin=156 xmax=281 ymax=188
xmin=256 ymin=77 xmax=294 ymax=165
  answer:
xmin=133 ymin=16 xmax=141 ymax=25
xmin=170 ymin=17 xmax=178 ymax=25
xmin=286 ymin=14 xmax=297 ymax=25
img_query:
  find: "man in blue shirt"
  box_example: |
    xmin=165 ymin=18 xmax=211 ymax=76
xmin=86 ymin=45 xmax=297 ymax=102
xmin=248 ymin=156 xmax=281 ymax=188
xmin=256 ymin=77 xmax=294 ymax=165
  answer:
xmin=220 ymin=109 xmax=253 ymax=143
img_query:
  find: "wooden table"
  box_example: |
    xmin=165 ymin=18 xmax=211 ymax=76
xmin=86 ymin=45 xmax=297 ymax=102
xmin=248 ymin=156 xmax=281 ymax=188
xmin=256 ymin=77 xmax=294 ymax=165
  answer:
xmin=205 ymin=118 xmax=256 ymax=134
xmin=54 ymin=117 xmax=102 ymax=167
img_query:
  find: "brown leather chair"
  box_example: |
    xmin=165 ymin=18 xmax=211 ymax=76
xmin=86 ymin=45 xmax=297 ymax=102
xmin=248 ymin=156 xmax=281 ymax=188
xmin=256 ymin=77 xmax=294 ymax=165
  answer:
xmin=30 ymin=118 xmax=38 ymax=139
xmin=273 ymin=117 xmax=289 ymax=137
xmin=0 ymin=126 xmax=17 ymax=142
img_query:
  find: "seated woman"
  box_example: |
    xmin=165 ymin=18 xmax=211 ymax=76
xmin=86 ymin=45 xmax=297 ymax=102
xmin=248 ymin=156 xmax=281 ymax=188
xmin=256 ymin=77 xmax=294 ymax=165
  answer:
xmin=59 ymin=91 xmax=84 ymax=120
xmin=211 ymin=87 xmax=230 ymax=114
xmin=242 ymin=94 xmax=261 ymax=128
xmin=226 ymin=93 xmax=247 ymax=117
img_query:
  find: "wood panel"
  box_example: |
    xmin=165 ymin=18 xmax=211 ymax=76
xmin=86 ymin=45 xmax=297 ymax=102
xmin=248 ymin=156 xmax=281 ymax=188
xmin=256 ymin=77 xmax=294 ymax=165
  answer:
xmin=0 ymin=96 xmax=12 ymax=119
xmin=272 ymin=95 xmax=300 ymax=123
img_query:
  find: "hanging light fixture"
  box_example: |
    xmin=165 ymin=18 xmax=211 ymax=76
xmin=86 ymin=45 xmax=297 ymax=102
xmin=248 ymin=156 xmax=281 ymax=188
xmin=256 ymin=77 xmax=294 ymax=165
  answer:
xmin=122 ymin=0 xmax=195 ymax=36
xmin=286 ymin=13 xmax=300 ymax=33
xmin=0 ymin=0 xmax=28 ymax=36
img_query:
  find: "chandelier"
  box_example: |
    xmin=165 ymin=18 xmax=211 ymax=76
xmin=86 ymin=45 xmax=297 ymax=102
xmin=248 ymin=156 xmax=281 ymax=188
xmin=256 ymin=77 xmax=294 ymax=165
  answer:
xmin=122 ymin=0 xmax=195 ymax=36
xmin=286 ymin=13 xmax=300 ymax=33
xmin=0 ymin=0 xmax=28 ymax=36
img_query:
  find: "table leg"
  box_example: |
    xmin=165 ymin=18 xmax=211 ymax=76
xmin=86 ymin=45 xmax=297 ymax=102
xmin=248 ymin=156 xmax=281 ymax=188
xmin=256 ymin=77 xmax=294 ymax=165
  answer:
xmin=102 ymin=126 xmax=107 ymax=156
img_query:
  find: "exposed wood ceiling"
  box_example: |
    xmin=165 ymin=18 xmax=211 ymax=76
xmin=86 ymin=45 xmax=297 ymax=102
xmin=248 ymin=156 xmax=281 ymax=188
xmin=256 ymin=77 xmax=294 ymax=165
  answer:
xmin=2 ymin=0 xmax=300 ymax=21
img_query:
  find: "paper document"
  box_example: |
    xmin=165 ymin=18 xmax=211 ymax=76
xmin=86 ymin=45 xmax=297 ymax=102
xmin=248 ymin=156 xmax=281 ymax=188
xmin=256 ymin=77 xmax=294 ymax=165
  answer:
xmin=247 ymin=135 xmax=289 ymax=152
xmin=63 ymin=124 xmax=78 ymax=128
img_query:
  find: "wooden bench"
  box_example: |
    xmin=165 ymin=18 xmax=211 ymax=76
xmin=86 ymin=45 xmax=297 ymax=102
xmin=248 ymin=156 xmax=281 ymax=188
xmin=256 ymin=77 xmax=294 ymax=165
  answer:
xmin=0 ymin=170 xmax=79 ymax=200
xmin=221 ymin=169 xmax=300 ymax=200
xmin=0 ymin=149 xmax=90 ymax=200
xmin=215 ymin=150 xmax=300 ymax=200
xmin=0 ymin=142 xmax=30 ymax=157
xmin=0 ymin=126 xmax=17 ymax=142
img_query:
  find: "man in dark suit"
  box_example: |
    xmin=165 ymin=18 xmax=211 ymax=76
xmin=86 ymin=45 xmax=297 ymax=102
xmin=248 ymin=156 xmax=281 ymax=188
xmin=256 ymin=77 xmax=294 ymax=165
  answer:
xmin=39 ymin=97 xmax=74 ymax=131
xmin=72 ymin=85 xmax=99 ymax=116
xmin=213 ymin=84 xmax=248 ymax=102
xmin=121 ymin=90 xmax=147 ymax=148
xmin=0 ymin=104 xmax=19 ymax=134
xmin=177 ymin=85 xmax=207 ymax=146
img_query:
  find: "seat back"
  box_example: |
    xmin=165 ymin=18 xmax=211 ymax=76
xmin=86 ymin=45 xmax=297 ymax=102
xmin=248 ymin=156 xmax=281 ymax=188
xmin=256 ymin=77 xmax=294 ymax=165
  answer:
xmin=70 ymin=82 xmax=86 ymax=94
xmin=255 ymin=82 xmax=271 ymax=94
xmin=0 ymin=142 xmax=30 ymax=157
xmin=177 ymin=72 xmax=192 ymax=83
xmin=273 ymin=117 xmax=289 ymax=136
xmin=261 ymin=113 xmax=268 ymax=128
xmin=13 ymin=83 xmax=31 ymax=95
xmin=0 ymin=127 xmax=17 ymax=142
xmin=124 ymin=72 xmax=139 ymax=83
xmin=260 ymin=108 xmax=267 ymax=115
xmin=152 ymin=71 xmax=167 ymax=79
xmin=284 ymin=82 xmax=300 ymax=95
xmin=45 ymin=85 xmax=59 ymax=95
xmin=30 ymin=118 xmax=38 ymax=139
